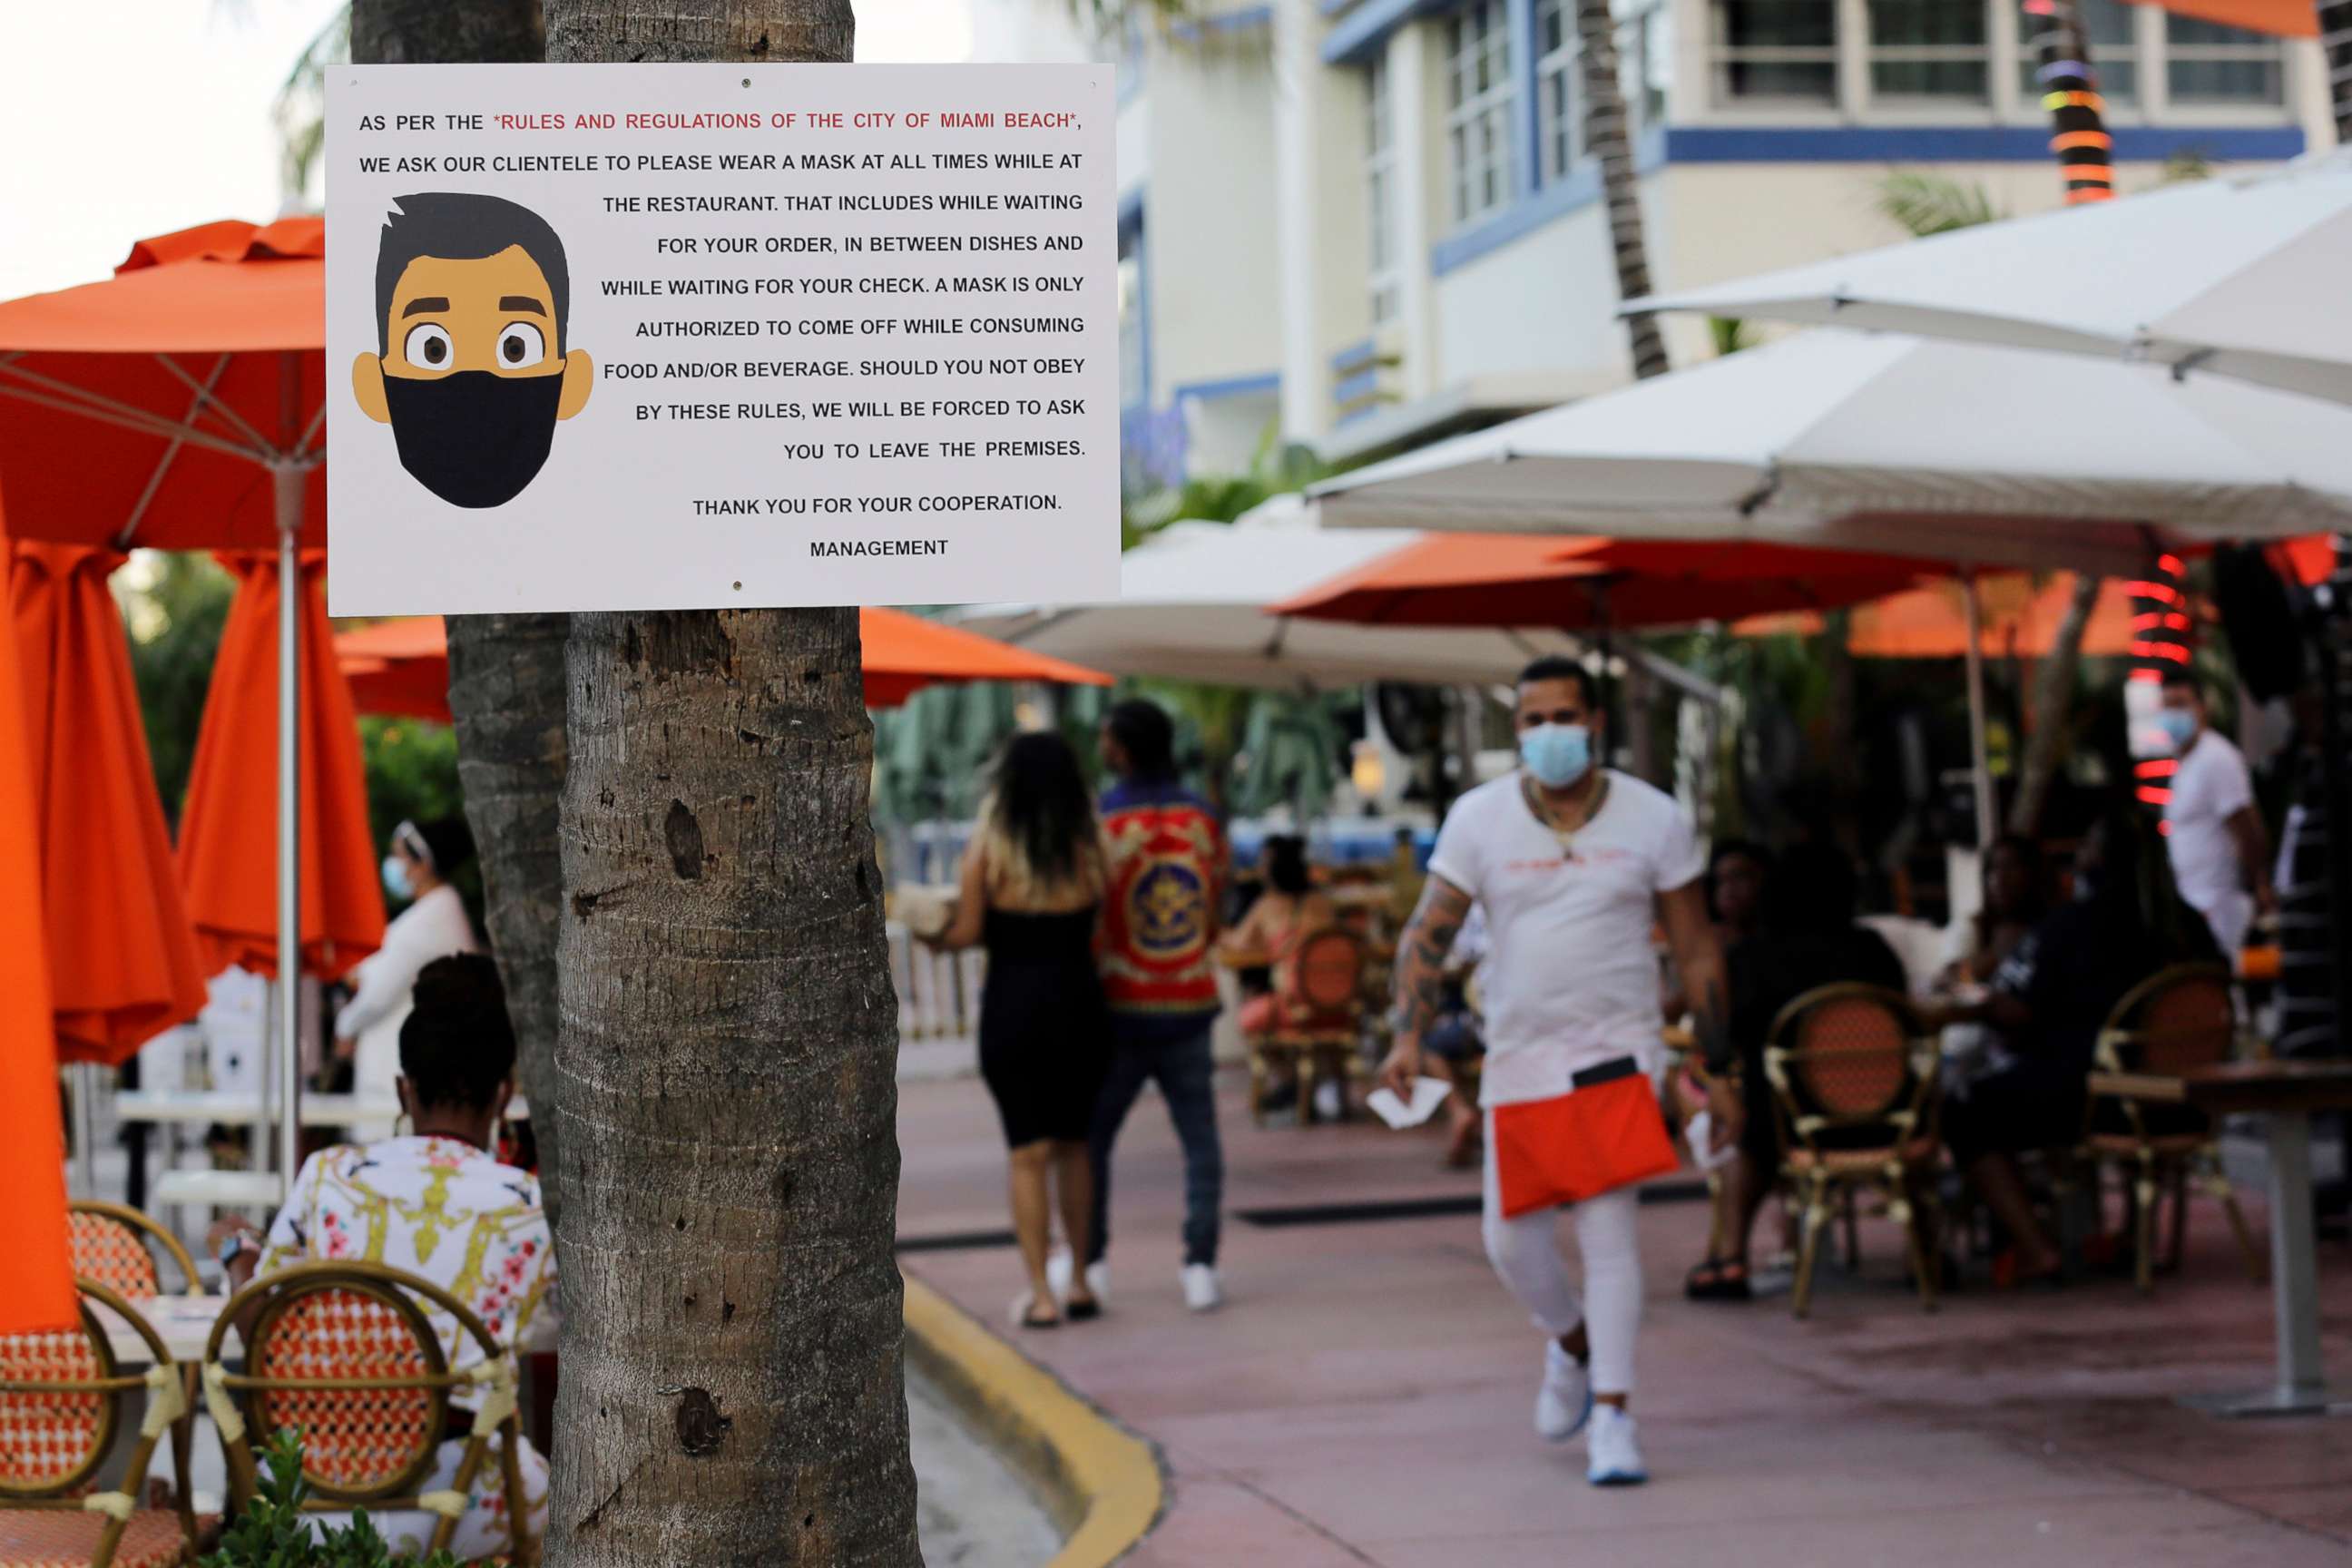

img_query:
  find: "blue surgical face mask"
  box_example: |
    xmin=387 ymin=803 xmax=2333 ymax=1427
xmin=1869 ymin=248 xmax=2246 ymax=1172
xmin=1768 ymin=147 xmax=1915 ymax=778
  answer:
xmin=382 ymin=854 xmax=415 ymax=902
xmin=2154 ymin=709 xmax=2198 ymax=750
xmin=1519 ymin=722 xmax=1593 ymax=789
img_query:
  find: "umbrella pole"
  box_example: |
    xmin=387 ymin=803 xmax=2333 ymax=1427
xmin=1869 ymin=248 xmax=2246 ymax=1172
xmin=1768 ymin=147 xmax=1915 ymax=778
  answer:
xmin=71 ymin=1063 xmax=98 ymax=1197
xmin=273 ymin=357 xmax=303 ymax=1192
xmin=1963 ymin=572 xmax=1997 ymax=848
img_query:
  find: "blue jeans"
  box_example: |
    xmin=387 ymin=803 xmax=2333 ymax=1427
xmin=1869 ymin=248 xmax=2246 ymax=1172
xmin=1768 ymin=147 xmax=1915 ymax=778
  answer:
xmin=1086 ymin=1025 xmax=1223 ymax=1268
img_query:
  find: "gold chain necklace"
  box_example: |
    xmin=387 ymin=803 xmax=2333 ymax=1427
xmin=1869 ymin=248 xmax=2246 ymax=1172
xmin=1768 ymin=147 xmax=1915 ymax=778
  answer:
xmin=1523 ymin=770 xmax=1609 ymax=860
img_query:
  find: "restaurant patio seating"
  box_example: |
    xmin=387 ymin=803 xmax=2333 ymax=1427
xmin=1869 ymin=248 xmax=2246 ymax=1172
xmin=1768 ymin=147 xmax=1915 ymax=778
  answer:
xmin=203 ymin=1260 xmax=535 ymax=1564
xmin=1764 ymin=985 xmax=1944 ymax=1318
xmin=64 ymin=1203 xmax=201 ymax=1300
xmin=2085 ymin=963 xmax=2265 ymax=1295
xmin=1247 ymin=928 xmax=1369 ymax=1126
xmin=0 ymin=1279 xmax=210 ymax=1568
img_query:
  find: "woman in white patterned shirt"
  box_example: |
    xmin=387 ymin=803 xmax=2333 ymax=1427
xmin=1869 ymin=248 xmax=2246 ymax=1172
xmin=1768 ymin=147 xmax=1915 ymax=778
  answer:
xmin=218 ymin=955 xmax=554 ymax=1559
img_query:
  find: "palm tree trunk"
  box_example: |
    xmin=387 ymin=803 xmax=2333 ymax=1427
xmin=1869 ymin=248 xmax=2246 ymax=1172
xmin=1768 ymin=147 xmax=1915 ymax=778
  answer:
xmin=351 ymin=0 xmax=543 ymax=61
xmin=1573 ymin=0 xmax=1668 ymax=381
xmin=539 ymin=8 xmax=917 ymax=1566
xmin=2006 ymin=573 xmax=2101 ymax=837
xmin=2320 ymin=0 xmax=2352 ymax=142
xmin=444 ymin=613 xmax=568 ymax=1215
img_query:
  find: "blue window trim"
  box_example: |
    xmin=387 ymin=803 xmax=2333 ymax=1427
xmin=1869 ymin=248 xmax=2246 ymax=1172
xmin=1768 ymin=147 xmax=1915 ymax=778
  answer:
xmin=1330 ymin=338 xmax=1378 ymax=375
xmin=1431 ymin=124 xmax=1667 ymax=277
xmin=1174 ymin=370 xmax=1283 ymax=402
xmin=1662 ymin=123 xmax=2306 ymax=163
xmin=1429 ymin=121 xmax=2304 ymax=278
xmin=1333 ymin=368 xmax=1383 ymax=405
xmin=1323 ymin=0 xmax=1453 ymax=65
xmin=1171 ymin=4 xmax=1275 ymax=43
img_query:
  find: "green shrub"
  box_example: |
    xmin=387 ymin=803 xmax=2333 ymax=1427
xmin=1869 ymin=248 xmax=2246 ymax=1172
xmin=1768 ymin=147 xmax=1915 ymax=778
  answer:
xmin=202 ymin=1428 xmax=460 ymax=1568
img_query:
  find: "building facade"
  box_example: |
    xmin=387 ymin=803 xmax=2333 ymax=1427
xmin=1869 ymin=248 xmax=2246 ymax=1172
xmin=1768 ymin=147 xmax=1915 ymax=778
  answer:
xmin=997 ymin=0 xmax=2333 ymax=485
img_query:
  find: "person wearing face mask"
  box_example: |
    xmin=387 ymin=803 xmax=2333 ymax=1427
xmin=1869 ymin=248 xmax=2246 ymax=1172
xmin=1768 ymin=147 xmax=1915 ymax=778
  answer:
xmin=2154 ymin=671 xmax=2274 ymax=961
xmin=1936 ymin=803 xmax=2220 ymax=1286
xmin=1378 ymin=656 xmax=1736 ymax=1487
xmin=332 ymin=816 xmax=480 ymax=1138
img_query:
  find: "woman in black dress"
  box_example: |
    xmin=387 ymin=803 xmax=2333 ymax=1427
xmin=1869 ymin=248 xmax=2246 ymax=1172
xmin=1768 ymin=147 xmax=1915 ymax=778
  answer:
xmin=926 ymin=731 xmax=1112 ymax=1328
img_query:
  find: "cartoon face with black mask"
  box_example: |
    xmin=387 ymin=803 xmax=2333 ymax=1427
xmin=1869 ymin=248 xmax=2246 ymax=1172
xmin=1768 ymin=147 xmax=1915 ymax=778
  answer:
xmin=351 ymin=193 xmax=593 ymax=509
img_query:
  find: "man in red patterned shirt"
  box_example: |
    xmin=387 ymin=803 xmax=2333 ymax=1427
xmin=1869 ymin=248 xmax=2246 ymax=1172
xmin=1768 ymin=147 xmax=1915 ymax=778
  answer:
xmin=1084 ymin=699 xmax=1229 ymax=1312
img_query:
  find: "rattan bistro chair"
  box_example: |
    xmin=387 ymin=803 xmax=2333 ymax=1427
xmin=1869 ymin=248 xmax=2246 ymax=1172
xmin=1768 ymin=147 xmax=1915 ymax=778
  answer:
xmin=66 ymin=1203 xmax=202 ymax=1300
xmin=0 ymin=1278 xmax=209 ymax=1568
xmin=2085 ymin=963 xmax=2264 ymax=1294
xmin=1763 ymin=984 xmax=1945 ymax=1319
xmin=202 ymin=1261 xmax=535 ymax=1565
xmin=1247 ymin=927 xmax=1368 ymax=1125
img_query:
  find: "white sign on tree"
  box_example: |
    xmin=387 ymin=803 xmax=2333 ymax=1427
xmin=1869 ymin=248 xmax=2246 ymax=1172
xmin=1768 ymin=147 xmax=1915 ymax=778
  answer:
xmin=325 ymin=64 xmax=1119 ymax=615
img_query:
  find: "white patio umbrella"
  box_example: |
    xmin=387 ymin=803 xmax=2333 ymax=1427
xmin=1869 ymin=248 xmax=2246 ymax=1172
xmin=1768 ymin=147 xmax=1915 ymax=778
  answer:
xmin=1310 ymin=329 xmax=2352 ymax=567
xmin=1623 ymin=149 xmax=2352 ymax=406
xmin=956 ymin=497 xmax=1584 ymax=690
xmin=1308 ymin=328 xmax=2352 ymax=840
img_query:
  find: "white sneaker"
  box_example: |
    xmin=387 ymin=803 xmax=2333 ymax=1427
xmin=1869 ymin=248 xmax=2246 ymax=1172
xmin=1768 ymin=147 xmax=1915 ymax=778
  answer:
xmin=1584 ymin=1405 xmax=1648 ymax=1486
xmin=1534 ymin=1340 xmax=1592 ymax=1443
xmin=1181 ymin=1263 xmax=1223 ymax=1312
xmin=1045 ymin=1249 xmax=1073 ymax=1300
xmin=1085 ymin=1260 xmax=1111 ymax=1307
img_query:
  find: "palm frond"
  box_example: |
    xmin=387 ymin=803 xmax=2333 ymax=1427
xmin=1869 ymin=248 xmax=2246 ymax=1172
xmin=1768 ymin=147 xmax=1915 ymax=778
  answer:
xmin=273 ymin=5 xmax=351 ymax=207
xmin=1874 ymin=170 xmax=2003 ymax=239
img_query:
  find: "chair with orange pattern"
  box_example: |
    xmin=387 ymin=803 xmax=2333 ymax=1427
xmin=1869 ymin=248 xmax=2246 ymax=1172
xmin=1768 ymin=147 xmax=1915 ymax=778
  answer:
xmin=0 ymin=1278 xmax=210 ymax=1567
xmin=1246 ymin=927 xmax=1369 ymax=1125
xmin=1763 ymin=984 xmax=1945 ymax=1318
xmin=202 ymin=1260 xmax=535 ymax=1565
xmin=2085 ymin=963 xmax=2264 ymax=1294
xmin=66 ymin=1204 xmax=201 ymax=1301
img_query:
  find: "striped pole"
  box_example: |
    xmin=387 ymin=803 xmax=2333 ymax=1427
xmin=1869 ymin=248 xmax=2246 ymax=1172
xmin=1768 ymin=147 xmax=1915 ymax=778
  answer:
xmin=2126 ymin=552 xmax=2195 ymax=819
xmin=2024 ymin=0 xmax=2115 ymax=205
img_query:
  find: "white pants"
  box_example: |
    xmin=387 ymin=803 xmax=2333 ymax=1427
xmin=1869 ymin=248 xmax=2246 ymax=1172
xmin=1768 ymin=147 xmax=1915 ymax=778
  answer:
xmin=1482 ymin=1112 xmax=1644 ymax=1396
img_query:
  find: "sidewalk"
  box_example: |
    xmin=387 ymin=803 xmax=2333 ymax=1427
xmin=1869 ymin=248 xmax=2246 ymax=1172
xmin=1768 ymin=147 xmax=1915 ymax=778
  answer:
xmin=897 ymin=1070 xmax=2352 ymax=1567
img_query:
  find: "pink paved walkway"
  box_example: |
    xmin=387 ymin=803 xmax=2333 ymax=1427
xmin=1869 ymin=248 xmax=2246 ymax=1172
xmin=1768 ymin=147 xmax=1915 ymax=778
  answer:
xmin=897 ymin=1071 xmax=2352 ymax=1566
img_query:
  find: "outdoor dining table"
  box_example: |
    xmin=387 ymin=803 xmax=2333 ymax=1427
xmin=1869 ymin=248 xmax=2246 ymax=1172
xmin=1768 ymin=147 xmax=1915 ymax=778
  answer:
xmin=2086 ymin=1058 xmax=2352 ymax=1417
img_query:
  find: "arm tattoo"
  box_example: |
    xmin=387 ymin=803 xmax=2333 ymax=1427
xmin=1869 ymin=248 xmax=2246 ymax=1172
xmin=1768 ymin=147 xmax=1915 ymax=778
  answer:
xmin=1391 ymin=881 xmax=1467 ymax=1040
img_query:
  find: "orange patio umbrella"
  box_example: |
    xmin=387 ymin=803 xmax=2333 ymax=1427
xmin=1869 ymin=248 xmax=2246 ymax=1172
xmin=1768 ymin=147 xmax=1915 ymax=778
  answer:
xmin=2122 ymin=0 xmax=2317 ymax=35
xmin=10 ymin=543 xmax=209 ymax=1065
xmin=857 ymin=605 xmax=1113 ymax=706
xmin=1268 ymin=533 xmax=1925 ymax=629
xmin=180 ymin=552 xmax=385 ymax=983
xmin=1738 ymin=573 xmax=2157 ymax=660
xmin=0 ymin=218 xmax=337 ymax=1186
xmin=0 ymin=527 xmax=75 ymax=1334
xmin=334 ymin=607 xmax=1112 ymax=723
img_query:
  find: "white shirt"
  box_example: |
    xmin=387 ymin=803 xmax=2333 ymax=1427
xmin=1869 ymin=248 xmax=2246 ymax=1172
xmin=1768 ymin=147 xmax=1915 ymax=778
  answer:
xmin=333 ymin=883 xmax=478 ymax=1110
xmin=2165 ymin=729 xmax=2255 ymax=954
xmin=262 ymin=1136 xmax=559 ymax=1377
xmin=1426 ymin=769 xmax=1705 ymax=1106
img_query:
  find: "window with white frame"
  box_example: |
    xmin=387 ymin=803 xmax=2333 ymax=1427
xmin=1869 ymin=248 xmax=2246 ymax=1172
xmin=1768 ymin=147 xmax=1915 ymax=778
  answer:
xmin=1619 ymin=0 xmax=1670 ymax=132
xmin=2017 ymin=0 xmax=2139 ymax=106
xmin=1538 ymin=0 xmax=1665 ymax=183
xmin=1367 ymin=54 xmax=1401 ymax=325
xmin=1446 ymin=0 xmax=1517 ymax=227
xmin=1535 ymin=0 xmax=1580 ymax=181
xmin=2167 ymin=11 xmax=2285 ymax=103
xmin=1710 ymin=0 xmax=1838 ymax=105
xmin=1867 ymin=0 xmax=1987 ymax=102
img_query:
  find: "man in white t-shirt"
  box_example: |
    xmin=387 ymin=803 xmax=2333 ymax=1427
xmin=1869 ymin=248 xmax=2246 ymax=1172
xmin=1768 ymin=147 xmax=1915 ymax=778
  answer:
xmin=2156 ymin=672 xmax=2273 ymax=959
xmin=1379 ymin=657 xmax=1735 ymax=1488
